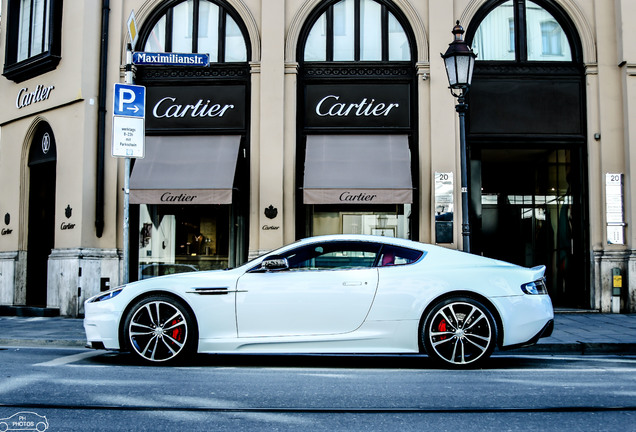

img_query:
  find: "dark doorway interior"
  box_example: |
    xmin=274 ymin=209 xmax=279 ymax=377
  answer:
xmin=26 ymin=161 xmax=56 ymax=306
xmin=473 ymin=146 xmax=587 ymax=308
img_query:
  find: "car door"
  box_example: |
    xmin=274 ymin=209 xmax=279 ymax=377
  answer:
xmin=235 ymin=241 xmax=380 ymax=338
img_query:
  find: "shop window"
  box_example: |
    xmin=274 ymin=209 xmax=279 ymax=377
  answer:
xmin=138 ymin=204 xmax=230 ymax=279
xmin=471 ymin=0 xmax=572 ymax=62
xmin=312 ymin=205 xmax=411 ymax=240
xmin=304 ymin=0 xmax=411 ymax=62
xmin=2 ymin=0 xmax=63 ymax=82
xmin=143 ymin=0 xmax=247 ymax=62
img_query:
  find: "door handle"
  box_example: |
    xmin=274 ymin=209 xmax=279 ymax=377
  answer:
xmin=342 ymin=281 xmax=365 ymax=286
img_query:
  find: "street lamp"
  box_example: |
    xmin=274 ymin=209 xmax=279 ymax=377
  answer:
xmin=441 ymin=21 xmax=476 ymax=253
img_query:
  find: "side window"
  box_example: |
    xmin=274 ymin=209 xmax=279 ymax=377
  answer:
xmin=377 ymin=245 xmax=424 ymax=267
xmin=3 ymin=0 xmax=63 ymax=82
xmin=284 ymin=242 xmax=380 ymax=270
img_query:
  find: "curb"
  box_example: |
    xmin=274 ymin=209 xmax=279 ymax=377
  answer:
xmin=514 ymin=342 xmax=636 ymax=355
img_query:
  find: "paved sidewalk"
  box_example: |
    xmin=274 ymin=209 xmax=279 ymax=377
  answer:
xmin=520 ymin=312 xmax=636 ymax=354
xmin=0 ymin=316 xmax=86 ymax=348
xmin=0 ymin=313 xmax=635 ymax=354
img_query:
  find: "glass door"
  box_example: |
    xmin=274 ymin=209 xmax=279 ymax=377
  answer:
xmin=475 ymin=147 xmax=587 ymax=308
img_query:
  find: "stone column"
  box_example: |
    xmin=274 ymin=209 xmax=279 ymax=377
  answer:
xmin=256 ymin=0 xmax=286 ymax=253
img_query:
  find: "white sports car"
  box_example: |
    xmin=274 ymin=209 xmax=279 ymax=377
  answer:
xmin=84 ymin=235 xmax=554 ymax=368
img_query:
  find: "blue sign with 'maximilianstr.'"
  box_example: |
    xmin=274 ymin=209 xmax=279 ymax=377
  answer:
xmin=132 ymin=52 xmax=210 ymax=66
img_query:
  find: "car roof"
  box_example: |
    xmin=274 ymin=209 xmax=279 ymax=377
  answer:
xmin=290 ymin=234 xmax=427 ymax=251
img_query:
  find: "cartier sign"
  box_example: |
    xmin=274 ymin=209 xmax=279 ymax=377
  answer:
xmin=146 ymin=85 xmax=246 ymax=131
xmin=304 ymin=188 xmax=413 ymax=205
xmin=16 ymin=84 xmax=55 ymax=109
xmin=305 ymin=84 xmax=410 ymax=129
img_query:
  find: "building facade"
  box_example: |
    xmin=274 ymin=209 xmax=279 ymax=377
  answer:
xmin=0 ymin=0 xmax=634 ymax=316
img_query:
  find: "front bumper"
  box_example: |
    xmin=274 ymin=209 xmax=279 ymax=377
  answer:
xmin=84 ymin=300 xmax=122 ymax=350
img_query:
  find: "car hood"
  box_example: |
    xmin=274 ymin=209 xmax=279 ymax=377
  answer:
xmin=124 ymin=266 xmax=246 ymax=291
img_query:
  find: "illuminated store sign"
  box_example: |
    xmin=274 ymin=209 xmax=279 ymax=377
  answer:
xmin=146 ymin=85 xmax=245 ymax=131
xmin=305 ymin=84 xmax=410 ymax=129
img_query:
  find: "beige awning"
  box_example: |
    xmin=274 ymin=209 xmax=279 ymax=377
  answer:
xmin=130 ymin=135 xmax=240 ymax=205
xmin=303 ymin=135 xmax=413 ymax=204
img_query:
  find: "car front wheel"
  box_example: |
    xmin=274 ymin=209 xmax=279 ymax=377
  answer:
xmin=422 ymin=297 xmax=496 ymax=368
xmin=123 ymin=295 xmax=197 ymax=364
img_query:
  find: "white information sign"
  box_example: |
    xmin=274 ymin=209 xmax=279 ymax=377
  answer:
xmin=112 ymin=83 xmax=145 ymax=158
xmin=605 ymin=173 xmax=624 ymax=245
xmin=112 ymin=116 xmax=145 ymax=158
xmin=434 ymin=172 xmax=454 ymax=210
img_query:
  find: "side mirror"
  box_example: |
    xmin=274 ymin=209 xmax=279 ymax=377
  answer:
xmin=260 ymin=256 xmax=289 ymax=271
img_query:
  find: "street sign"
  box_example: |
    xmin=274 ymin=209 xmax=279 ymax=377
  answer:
xmin=127 ymin=11 xmax=139 ymax=50
xmin=112 ymin=83 xmax=146 ymax=158
xmin=132 ymin=52 xmax=210 ymax=66
xmin=113 ymin=83 xmax=145 ymax=117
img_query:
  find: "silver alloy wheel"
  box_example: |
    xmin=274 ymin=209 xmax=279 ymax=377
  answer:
xmin=425 ymin=300 xmax=494 ymax=366
xmin=128 ymin=299 xmax=189 ymax=362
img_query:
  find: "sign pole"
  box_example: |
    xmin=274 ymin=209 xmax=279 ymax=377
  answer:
xmin=123 ymin=44 xmax=133 ymax=284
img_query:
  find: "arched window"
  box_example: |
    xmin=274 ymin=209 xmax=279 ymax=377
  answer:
xmin=471 ymin=0 xmax=572 ymax=62
xmin=142 ymin=0 xmax=247 ymax=62
xmin=303 ymin=0 xmax=411 ymax=62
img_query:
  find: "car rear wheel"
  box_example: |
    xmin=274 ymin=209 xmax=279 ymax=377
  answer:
xmin=124 ymin=295 xmax=197 ymax=364
xmin=422 ymin=297 xmax=496 ymax=368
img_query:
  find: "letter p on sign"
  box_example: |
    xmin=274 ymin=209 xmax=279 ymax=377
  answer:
xmin=119 ymin=89 xmax=136 ymax=112
xmin=113 ymin=83 xmax=145 ymax=118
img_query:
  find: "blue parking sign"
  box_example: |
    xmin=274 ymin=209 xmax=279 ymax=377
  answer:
xmin=113 ymin=83 xmax=145 ymax=118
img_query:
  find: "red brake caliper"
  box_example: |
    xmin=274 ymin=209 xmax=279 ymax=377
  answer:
xmin=171 ymin=319 xmax=183 ymax=342
xmin=438 ymin=319 xmax=447 ymax=340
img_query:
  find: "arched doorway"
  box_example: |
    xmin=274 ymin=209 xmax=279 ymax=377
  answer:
xmin=131 ymin=0 xmax=251 ymax=280
xmin=466 ymin=0 xmax=588 ymax=308
xmin=296 ymin=0 xmax=419 ymax=240
xmin=26 ymin=122 xmax=57 ymax=307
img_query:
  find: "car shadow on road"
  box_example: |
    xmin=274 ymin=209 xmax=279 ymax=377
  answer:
xmin=86 ymin=350 xmax=551 ymax=370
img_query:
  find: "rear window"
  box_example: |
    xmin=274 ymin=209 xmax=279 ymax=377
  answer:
xmin=377 ymin=245 xmax=424 ymax=267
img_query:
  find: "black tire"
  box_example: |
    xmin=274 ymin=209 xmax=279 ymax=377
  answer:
xmin=422 ymin=297 xmax=497 ymax=368
xmin=123 ymin=295 xmax=197 ymax=364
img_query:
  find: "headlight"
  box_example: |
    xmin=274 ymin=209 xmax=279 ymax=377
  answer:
xmin=89 ymin=286 xmax=125 ymax=303
xmin=521 ymin=279 xmax=548 ymax=295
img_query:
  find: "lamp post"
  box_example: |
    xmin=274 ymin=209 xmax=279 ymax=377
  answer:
xmin=441 ymin=21 xmax=476 ymax=253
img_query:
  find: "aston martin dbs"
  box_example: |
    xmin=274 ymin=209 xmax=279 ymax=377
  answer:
xmin=84 ymin=235 xmax=553 ymax=368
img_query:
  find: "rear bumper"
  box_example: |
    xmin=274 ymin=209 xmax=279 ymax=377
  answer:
xmin=501 ymin=319 xmax=554 ymax=351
